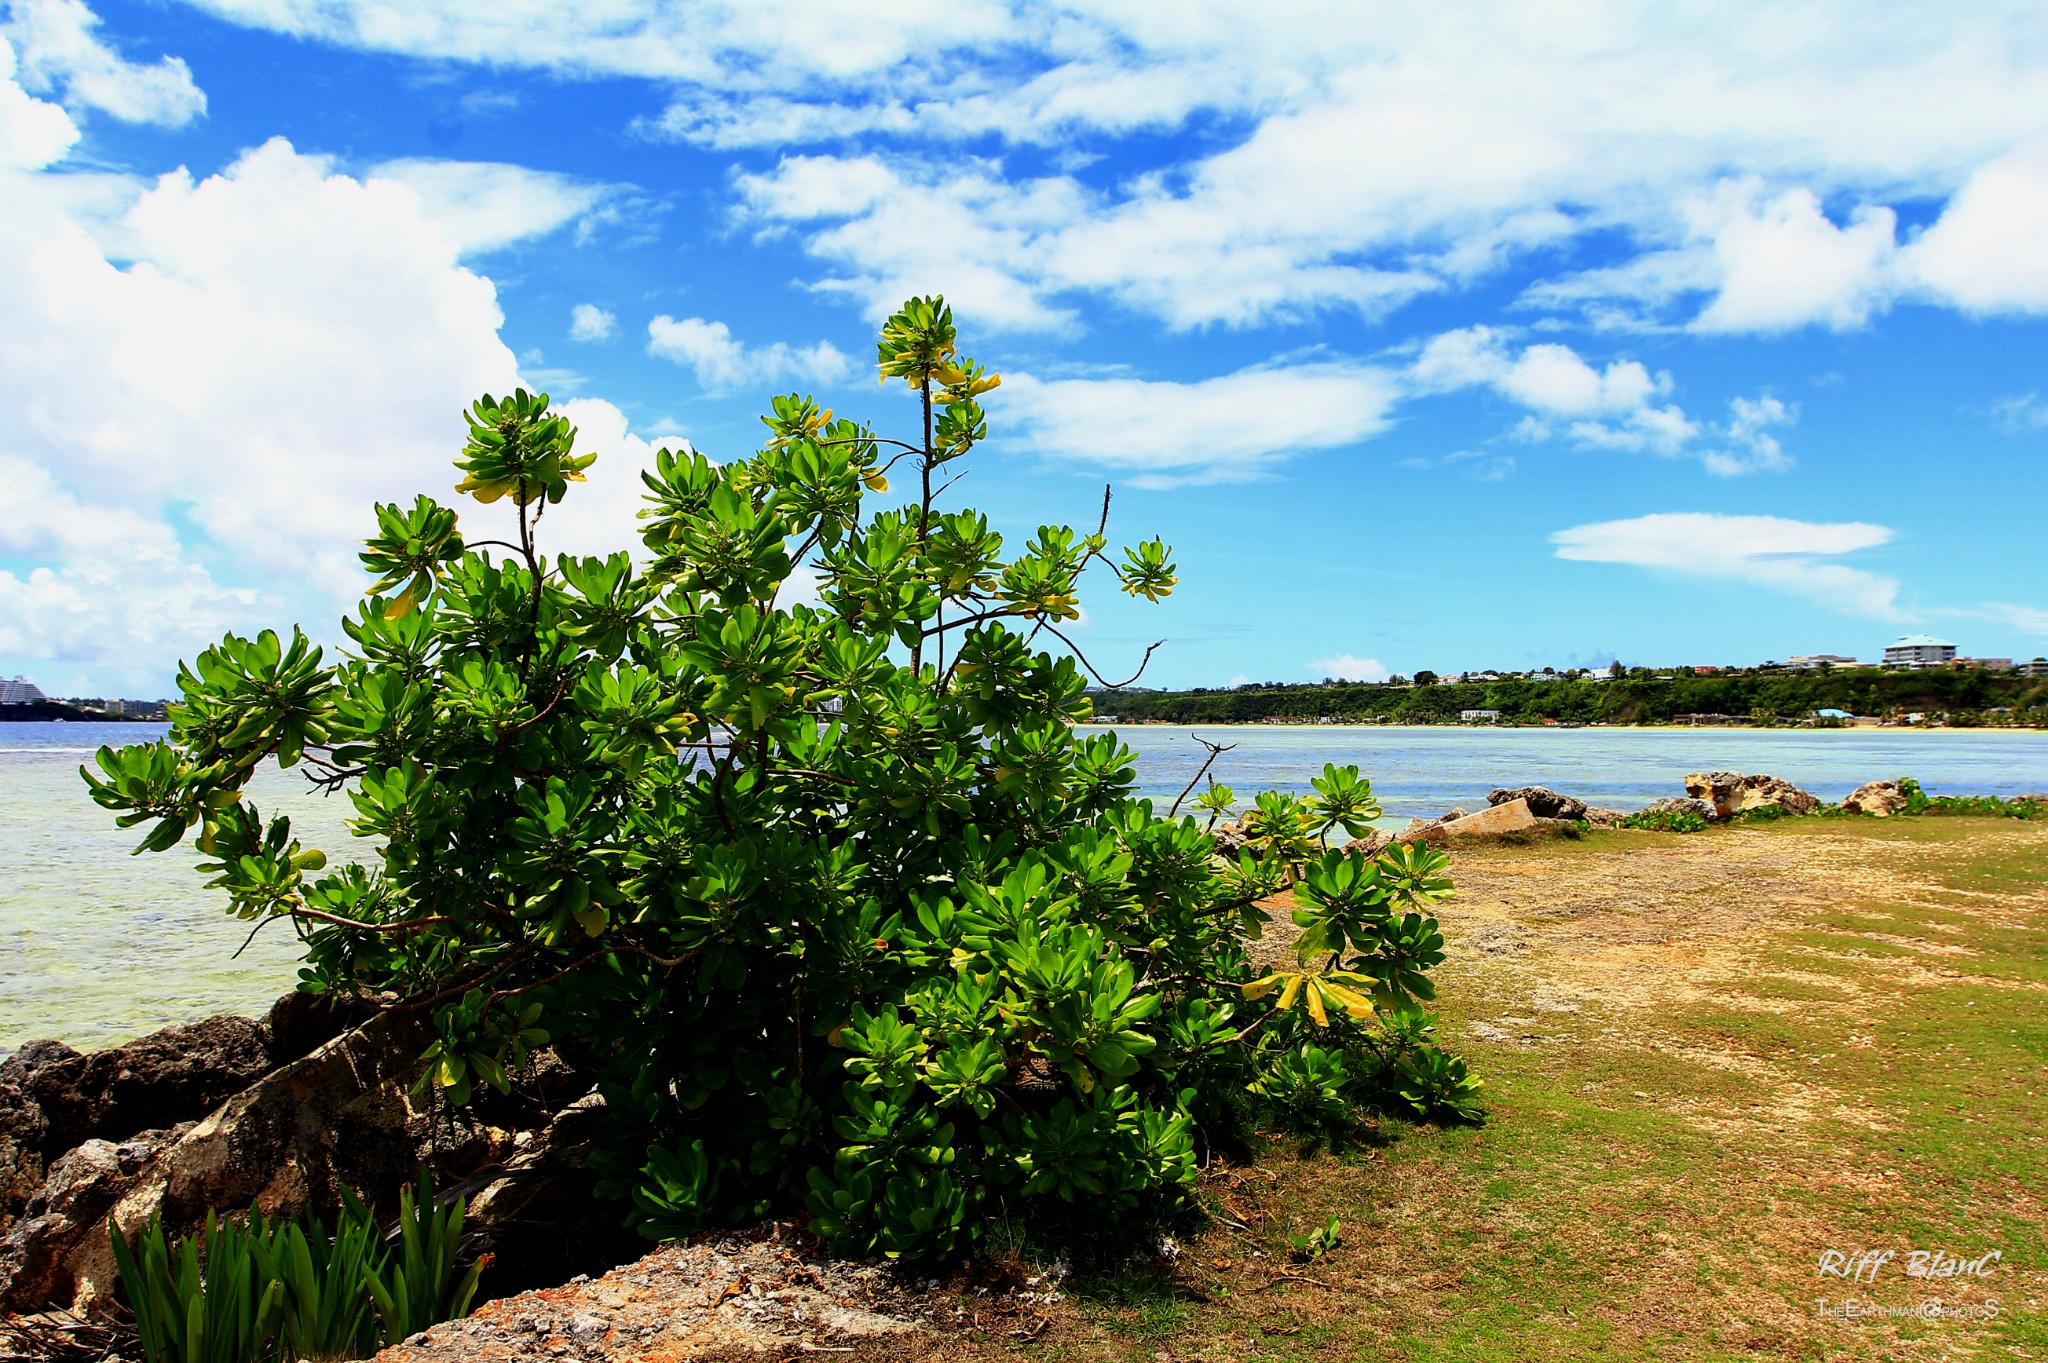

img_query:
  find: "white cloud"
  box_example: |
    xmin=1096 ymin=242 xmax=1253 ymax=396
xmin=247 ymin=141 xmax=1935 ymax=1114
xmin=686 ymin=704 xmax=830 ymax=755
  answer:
xmin=1409 ymin=327 xmax=1791 ymax=475
xmin=645 ymin=315 xmax=850 ymax=394
xmin=994 ymin=360 xmax=1400 ymax=487
xmin=1550 ymin=513 xmax=1900 ymax=618
xmin=5 ymin=0 xmax=204 ymax=128
xmin=1988 ymin=392 xmax=2048 ymax=433
xmin=0 ymin=43 xmax=661 ymax=692
xmin=1900 ymin=134 xmax=2048 ymax=314
xmin=162 ymin=3 xmax=2048 ymax=334
xmin=368 ymin=157 xmax=606 ymax=256
xmin=568 ymin=302 xmax=615 ymax=342
xmin=0 ymin=33 xmax=77 ymax=167
xmin=1308 ymin=654 xmax=1389 ymax=683
xmin=1692 ymin=188 xmax=1898 ymax=333
xmin=1969 ymin=603 xmax=2048 ymax=639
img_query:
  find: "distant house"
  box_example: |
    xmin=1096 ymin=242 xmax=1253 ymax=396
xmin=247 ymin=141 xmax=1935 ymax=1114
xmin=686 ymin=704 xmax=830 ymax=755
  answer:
xmin=1882 ymin=635 xmax=1956 ymax=669
xmin=2020 ymin=659 xmax=2048 ymax=678
xmin=1786 ymin=654 xmax=1860 ymax=670
xmin=1956 ymin=657 xmax=2013 ymax=671
xmin=1460 ymin=709 xmax=1501 ymax=723
xmin=1815 ymin=707 xmax=1855 ymax=720
xmin=0 ymin=676 xmax=47 ymax=705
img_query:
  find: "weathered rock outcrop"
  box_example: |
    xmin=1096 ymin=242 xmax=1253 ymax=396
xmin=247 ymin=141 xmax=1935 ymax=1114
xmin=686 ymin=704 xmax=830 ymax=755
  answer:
xmin=0 ymin=1128 xmax=184 ymax=1313
xmin=42 ymin=1010 xmax=445 ymax=1313
xmin=20 ymin=1017 xmax=270 ymax=1158
xmin=1398 ymin=798 xmax=1574 ymax=845
xmin=1583 ymin=807 xmax=1629 ymax=828
xmin=1642 ymin=796 xmax=1719 ymax=822
xmin=1487 ymin=786 xmax=1588 ymax=821
xmin=370 ymin=1229 xmax=930 ymax=1363
xmin=1683 ymin=771 xmax=1820 ymax=820
xmin=1842 ymin=779 xmax=1909 ymax=817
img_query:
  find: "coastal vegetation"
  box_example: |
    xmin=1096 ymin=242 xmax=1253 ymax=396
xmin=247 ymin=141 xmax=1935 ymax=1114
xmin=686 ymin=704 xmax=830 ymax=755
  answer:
xmin=110 ymin=1173 xmax=478 ymax=1363
xmin=1098 ymin=666 xmax=2048 ymax=728
xmin=78 ymin=297 xmax=1478 ymax=1293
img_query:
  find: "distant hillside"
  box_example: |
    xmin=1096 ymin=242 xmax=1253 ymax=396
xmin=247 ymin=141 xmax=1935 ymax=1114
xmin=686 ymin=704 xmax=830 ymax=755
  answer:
xmin=1093 ymin=667 xmax=2048 ymax=727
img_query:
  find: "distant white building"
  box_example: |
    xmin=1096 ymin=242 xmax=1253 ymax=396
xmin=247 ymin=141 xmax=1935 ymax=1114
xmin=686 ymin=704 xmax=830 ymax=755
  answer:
xmin=1957 ymin=657 xmax=2013 ymax=672
xmin=1460 ymin=709 xmax=1501 ymax=723
xmin=1882 ymin=635 xmax=1956 ymax=669
xmin=2019 ymin=659 xmax=2048 ymax=678
xmin=1786 ymin=654 xmax=1861 ymax=670
xmin=0 ymin=676 xmax=46 ymax=705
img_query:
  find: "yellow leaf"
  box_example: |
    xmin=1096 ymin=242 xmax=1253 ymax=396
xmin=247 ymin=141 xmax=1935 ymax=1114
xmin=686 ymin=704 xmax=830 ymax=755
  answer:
xmin=1304 ymin=982 xmax=1329 ymax=1027
xmin=1277 ymin=974 xmax=1305 ymax=1011
xmin=1320 ymin=979 xmax=1376 ymax=1021
xmin=1242 ymin=974 xmax=1282 ymax=1001
xmin=863 ymin=471 xmax=890 ymax=493
xmin=382 ymin=587 xmax=417 ymax=621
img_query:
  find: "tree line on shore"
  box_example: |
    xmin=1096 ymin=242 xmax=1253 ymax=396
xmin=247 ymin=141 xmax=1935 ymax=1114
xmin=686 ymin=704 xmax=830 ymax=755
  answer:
xmin=1094 ymin=667 xmax=2048 ymax=727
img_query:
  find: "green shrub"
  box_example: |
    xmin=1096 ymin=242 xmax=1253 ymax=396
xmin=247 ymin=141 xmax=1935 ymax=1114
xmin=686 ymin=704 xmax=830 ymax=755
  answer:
xmin=1895 ymin=776 xmax=2044 ymax=820
xmin=83 ymin=296 xmax=1475 ymax=1261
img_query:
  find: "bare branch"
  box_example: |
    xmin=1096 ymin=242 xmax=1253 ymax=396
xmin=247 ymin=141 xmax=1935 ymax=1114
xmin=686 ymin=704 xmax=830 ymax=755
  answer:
xmin=1037 ymin=621 xmax=1164 ymax=689
xmin=1168 ymin=736 xmax=1238 ymax=819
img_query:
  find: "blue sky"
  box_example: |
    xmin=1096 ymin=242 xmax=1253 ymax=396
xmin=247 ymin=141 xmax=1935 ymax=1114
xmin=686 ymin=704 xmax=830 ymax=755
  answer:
xmin=2 ymin=0 xmax=2046 ymax=696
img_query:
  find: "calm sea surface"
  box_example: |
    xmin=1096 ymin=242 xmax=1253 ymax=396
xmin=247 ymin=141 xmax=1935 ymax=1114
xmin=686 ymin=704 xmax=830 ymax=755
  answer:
xmin=6 ymin=720 xmax=2046 ymax=1053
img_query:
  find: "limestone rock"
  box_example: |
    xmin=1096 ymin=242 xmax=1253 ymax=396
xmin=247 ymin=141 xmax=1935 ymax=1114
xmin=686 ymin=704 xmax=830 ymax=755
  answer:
xmin=24 ymin=1016 xmax=272 ymax=1155
xmin=1842 ymin=779 xmax=1909 ymax=817
xmin=1338 ymin=830 xmax=1392 ymax=859
xmin=0 ymin=1083 xmax=49 ymax=1223
xmin=1583 ymin=807 xmax=1629 ymax=828
xmin=1488 ymin=786 xmax=1588 ymax=821
xmin=370 ymin=1230 xmax=925 ymax=1363
xmin=1398 ymin=797 xmax=1566 ymax=844
xmin=1209 ymin=816 xmax=1254 ymax=858
xmin=263 ymin=989 xmax=380 ymax=1068
xmin=1682 ymin=772 xmax=1819 ymax=820
xmin=1643 ymin=796 xmax=1718 ymax=822
xmin=39 ymin=1010 xmax=435 ymax=1315
xmin=0 ymin=1127 xmax=180 ymax=1313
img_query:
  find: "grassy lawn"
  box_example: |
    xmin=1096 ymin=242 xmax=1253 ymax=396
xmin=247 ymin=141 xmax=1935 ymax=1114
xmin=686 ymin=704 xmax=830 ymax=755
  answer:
xmin=948 ymin=817 xmax=2048 ymax=1363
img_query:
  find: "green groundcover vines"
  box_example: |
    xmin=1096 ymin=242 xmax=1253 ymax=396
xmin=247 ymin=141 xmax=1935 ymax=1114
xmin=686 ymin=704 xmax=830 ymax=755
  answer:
xmin=84 ymin=297 xmax=1480 ymax=1263
xmin=110 ymin=1173 xmax=480 ymax=1363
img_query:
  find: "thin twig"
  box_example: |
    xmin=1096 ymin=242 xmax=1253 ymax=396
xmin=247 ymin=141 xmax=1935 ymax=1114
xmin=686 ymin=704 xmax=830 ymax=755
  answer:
xmin=1038 ymin=622 xmax=1164 ymax=689
xmin=1168 ymin=735 xmax=1237 ymax=819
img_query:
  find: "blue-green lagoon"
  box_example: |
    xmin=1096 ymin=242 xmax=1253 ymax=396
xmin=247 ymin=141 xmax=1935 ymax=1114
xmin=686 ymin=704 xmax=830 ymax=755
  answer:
xmin=5 ymin=720 xmax=2045 ymax=1053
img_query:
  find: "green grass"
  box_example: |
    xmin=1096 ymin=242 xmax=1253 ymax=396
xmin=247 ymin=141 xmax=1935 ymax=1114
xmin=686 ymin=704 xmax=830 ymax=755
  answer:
xmin=973 ymin=816 xmax=2047 ymax=1363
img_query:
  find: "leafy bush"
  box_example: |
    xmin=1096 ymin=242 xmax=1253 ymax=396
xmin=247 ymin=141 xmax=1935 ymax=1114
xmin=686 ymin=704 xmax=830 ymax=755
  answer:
xmin=1620 ymin=808 xmax=1711 ymax=834
xmin=84 ymin=296 xmax=1475 ymax=1261
xmin=1894 ymin=776 xmax=2044 ymax=820
xmin=108 ymin=1174 xmax=480 ymax=1363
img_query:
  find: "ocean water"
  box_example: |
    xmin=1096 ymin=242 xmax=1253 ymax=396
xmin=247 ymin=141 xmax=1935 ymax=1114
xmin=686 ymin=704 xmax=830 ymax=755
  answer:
xmin=5 ymin=720 xmax=2046 ymax=1054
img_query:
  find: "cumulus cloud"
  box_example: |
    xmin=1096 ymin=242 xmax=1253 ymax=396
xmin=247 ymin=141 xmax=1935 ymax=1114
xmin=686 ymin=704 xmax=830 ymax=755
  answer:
xmin=1550 ymin=513 xmax=1901 ymax=618
xmin=1900 ymin=134 xmax=2048 ymax=314
xmin=150 ymin=4 xmax=2048 ymax=334
xmin=0 ymin=50 xmax=660 ymax=691
xmin=5 ymin=0 xmax=204 ymax=127
xmin=568 ymin=303 xmax=616 ymax=342
xmin=1308 ymin=654 xmax=1389 ymax=683
xmin=1409 ymin=327 xmax=1791 ymax=475
xmin=645 ymin=315 xmax=850 ymax=394
xmin=993 ymin=360 xmax=1401 ymax=487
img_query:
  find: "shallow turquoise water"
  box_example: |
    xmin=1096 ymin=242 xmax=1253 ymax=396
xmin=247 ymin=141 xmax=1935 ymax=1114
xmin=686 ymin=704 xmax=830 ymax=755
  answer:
xmin=5 ymin=720 xmax=2045 ymax=1053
